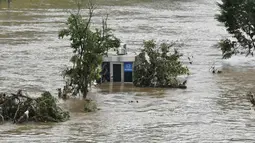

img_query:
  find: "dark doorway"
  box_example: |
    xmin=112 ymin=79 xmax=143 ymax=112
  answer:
xmin=113 ymin=64 xmax=121 ymax=82
xmin=124 ymin=72 xmax=132 ymax=82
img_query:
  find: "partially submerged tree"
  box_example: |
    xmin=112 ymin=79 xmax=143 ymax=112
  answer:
xmin=0 ymin=90 xmax=69 ymax=124
xmin=216 ymin=0 xmax=255 ymax=59
xmin=59 ymin=1 xmax=120 ymax=98
xmin=133 ymin=40 xmax=189 ymax=88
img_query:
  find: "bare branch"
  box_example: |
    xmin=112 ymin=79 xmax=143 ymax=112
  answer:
xmin=13 ymin=103 xmax=21 ymax=123
xmin=84 ymin=0 xmax=95 ymax=32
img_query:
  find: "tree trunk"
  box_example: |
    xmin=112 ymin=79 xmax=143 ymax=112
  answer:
xmin=83 ymin=92 xmax=87 ymax=99
xmin=83 ymin=80 xmax=89 ymax=99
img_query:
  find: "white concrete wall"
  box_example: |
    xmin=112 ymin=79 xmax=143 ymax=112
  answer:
xmin=103 ymin=55 xmax=135 ymax=62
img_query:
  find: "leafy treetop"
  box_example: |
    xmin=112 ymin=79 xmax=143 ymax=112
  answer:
xmin=216 ymin=0 xmax=255 ymax=58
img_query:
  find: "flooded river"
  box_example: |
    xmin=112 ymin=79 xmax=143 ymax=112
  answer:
xmin=1 ymin=0 xmax=255 ymax=142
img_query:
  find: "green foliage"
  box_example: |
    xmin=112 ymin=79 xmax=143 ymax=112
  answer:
xmin=216 ymin=0 xmax=255 ymax=58
xmin=133 ymin=40 xmax=189 ymax=87
xmin=59 ymin=5 xmax=120 ymax=98
xmin=35 ymin=91 xmax=70 ymax=122
xmin=217 ymin=39 xmax=238 ymax=59
xmin=84 ymin=99 xmax=97 ymax=112
xmin=0 ymin=91 xmax=69 ymax=124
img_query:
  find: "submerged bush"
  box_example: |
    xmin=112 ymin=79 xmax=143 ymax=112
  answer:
xmin=35 ymin=91 xmax=70 ymax=122
xmin=133 ymin=40 xmax=189 ymax=88
xmin=0 ymin=90 xmax=70 ymax=124
xmin=84 ymin=99 xmax=97 ymax=112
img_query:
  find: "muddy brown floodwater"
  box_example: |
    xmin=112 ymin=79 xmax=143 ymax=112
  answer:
xmin=1 ymin=0 xmax=255 ymax=142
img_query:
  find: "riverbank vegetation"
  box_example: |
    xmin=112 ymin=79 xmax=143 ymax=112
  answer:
xmin=133 ymin=40 xmax=189 ymax=88
xmin=216 ymin=0 xmax=255 ymax=59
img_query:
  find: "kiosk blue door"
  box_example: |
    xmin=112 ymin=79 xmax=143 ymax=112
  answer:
xmin=124 ymin=62 xmax=133 ymax=72
xmin=124 ymin=62 xmax=133 ymax=82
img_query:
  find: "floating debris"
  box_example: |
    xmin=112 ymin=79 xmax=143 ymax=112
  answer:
xmin=247 ymin=92 xmax=255 ymax=106
xmin=128 ymin=100 xmax=139 ymax=103
xmin=210 ymin=66 xmax=222 ymax=74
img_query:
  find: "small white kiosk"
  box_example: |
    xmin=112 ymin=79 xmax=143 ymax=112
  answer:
xmin=101 ymin=45 xmax=136 ymax=83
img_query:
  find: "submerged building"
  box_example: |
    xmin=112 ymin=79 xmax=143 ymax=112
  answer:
xmin=101 ymin=44 xmax=136 ymax=83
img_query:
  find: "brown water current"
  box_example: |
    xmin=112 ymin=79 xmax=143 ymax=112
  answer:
xmin=1 ymin=0 xmax=255 ymax=142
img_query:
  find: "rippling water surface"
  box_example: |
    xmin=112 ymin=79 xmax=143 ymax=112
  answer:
xmin=1 ymin=0 xmax=255 ymax=142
